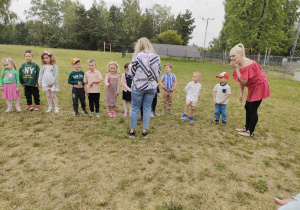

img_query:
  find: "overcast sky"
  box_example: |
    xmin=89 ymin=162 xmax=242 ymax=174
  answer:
xmin=10 ymin=0 xmax=225 ymax=47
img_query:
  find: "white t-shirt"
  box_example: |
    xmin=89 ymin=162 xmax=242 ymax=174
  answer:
xmin=185 ymin=81 xmax=202 ymax=102
xmin=213 ymin=83 xmax=231 ymax=104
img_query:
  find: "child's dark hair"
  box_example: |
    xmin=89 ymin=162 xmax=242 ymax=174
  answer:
xmin=164 ymin=63 xmax=172 ymax=68
xmin=24 ymin=50 xmax=33 ymax=56
xmin=124 ymin=63 xmax=130 ymax=70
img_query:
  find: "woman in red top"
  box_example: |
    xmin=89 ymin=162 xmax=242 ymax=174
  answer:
xmin=230 ymin=43 xmax=270 ymax=137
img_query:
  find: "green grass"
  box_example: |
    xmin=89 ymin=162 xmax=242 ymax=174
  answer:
xmin=0 ymin=44 xmax=300 ymax=209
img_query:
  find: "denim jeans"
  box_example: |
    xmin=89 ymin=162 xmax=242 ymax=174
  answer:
xmin=130 ymin=88 xmax=157 ymax=129
xmin=215 ymin=104 xmax=227 ymax=122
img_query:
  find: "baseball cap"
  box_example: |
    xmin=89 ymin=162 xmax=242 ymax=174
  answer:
xmin=216 ymin=72 xmax=229 ymax=79
xmin=71 ymin=58 xmax=80 ymax=65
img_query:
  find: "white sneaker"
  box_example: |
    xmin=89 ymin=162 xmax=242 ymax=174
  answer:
xmin=16 ymin=107 xmax=22 ymax=112
xmin=54 ymin=108 xmax=59 ymax=113
xmin=151 ymin=112 xmax=154 ymax=117
xmin=5 ymin=108 xmax=12 ymax=112
xmin=46 ymin=107 xmax=52 ymax=113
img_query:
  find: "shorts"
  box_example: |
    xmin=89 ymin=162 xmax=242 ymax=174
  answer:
xmin=186 ymin=99 xmax=197 ymax=107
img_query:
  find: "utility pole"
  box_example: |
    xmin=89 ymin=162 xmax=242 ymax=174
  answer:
xmin=290 ymin=18 xmax=300 ymax=61
xmin=202 ymin=18 xmax=214 ymax=50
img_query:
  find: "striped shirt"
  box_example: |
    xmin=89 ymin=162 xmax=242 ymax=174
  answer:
xmin=161 ymin=73 xmax=177 ymax=91
xmin=129 ymin=51 xmax=161 ymax=91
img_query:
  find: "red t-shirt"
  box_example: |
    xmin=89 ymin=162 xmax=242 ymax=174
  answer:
xmin=232 ymin=61 xmax=270 ymax=102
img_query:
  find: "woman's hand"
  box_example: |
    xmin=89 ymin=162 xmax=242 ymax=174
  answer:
xmin=239 ymin=94 xmax=243 ymax=103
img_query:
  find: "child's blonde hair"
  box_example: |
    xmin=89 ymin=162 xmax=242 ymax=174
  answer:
xmin=2 ymin=57 xmax=17 ymax=76
xmin=107 ymin=61 xmax=119 ymax=73
xmin=87 ymin=58 xmax=96 ymax=64
xmin=230 ymin=43 xmax=246 ymax=58
xmin=135 ymin=37 xmax=155 ymax=54
xmin=24 ymin=50 xmax=33 ymax=56
xmin=194 ymin=71 xmax=201 ymax=77
xmin=41 ymin=50 xmax=56 ymax=65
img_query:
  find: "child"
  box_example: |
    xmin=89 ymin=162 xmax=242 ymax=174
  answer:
xmin=0 ymin=58 xmax=21 ymax=112
xmin=68 ymin=58 xmax=88 ymax=116
xmin=213 ymin=72 xmax=231 ymax=125
xmin=181 ymin=72 xmax=202 ymax=122
xmin=83 ymin=59 xmax=102 ymax=117
xmin=151 ymin=86 xmax=160 ymax=117
xmin=105 ymin=62 xmax=120 ymax=116
xmin=121 ymin=62 xmax=132 ymax=117
xmin=19 ymin=50 xmax=40 ymax=111
xmin=38 ymin=50 xmax=60 ymax=113
xmin=160 ymin=63 xmax=177 ymax=114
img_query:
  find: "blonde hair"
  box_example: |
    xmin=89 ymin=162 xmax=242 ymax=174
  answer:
xmin=107 ymin=61 xmax=119 ymax=73
xmin=41 ymin=50 xmax=56 ymax=65
xmin=230 ymin=43 xmax=246 ymax=58
xmin=87 ymin=58 xmax=96 ymax=64
xmin=135 ymin=37 xmax=155 ymax=54
xmin=2 ymin=57 xmax=17 ymax=76
xmin=193 ymin=71 xmax=201 ymax=77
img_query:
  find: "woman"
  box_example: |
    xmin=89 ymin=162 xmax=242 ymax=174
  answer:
xmin=230 ymin=43 xmax=270 ymax=137
xmin=128 ymin=37 xmax=161 ymax=138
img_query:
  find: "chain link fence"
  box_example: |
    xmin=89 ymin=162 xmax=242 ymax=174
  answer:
xmin=201 ymin=52 xmax=300 ymax=79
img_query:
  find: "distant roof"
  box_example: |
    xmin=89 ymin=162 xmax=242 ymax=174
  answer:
xmin=151 ymin=43 xmax=201 ymax=58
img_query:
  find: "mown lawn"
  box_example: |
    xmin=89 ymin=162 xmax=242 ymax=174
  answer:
xmin=0 ymin=44 xmax=299 ymax=209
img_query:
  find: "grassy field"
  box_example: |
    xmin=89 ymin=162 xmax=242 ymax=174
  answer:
xmin=0 ymin=44 xmax=299 ymax=210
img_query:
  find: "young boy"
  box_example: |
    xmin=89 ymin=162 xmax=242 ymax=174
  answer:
xmin=213 ymin=72 xmax=231 ymax=125
xmin=181 ymin=72 xmax=202 ymax=122
xmin=84 ymin=59 xmax=102 ymax=117
xmin=19 ymin=50 xmax=40 ymax=111
xmin=68 ymin=58 xmax=88 ymax=116
xmin=160 ymin=63 xmax=177 ymax=114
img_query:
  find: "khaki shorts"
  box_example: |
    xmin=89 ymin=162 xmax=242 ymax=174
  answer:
xmin=186 ymin=99 xmax=197 ymax=107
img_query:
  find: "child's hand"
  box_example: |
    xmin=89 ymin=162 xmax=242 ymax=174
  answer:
xmin=219 ymin=100 xmax=224 ymax=104
xmin=48 ymin=83 xmax=53 ymax=87
xmin=128 ymin=89 xmax=131 ymax=92
xmin=116 ymin=93 xmax=119 ymax=98
xmin=35 ymin=84 xmax=39 ymax=87
xmin=170 ymin=87 xmax=175 ymax=92
xmin=157 ymin=93 xmax=160 ymax=97
xmin=85 ymin=90 xmax=89 ymax=96
xmin=0 ymin=87 xmax=3 ymax=91
xmin=78 ymin=82 xmax=83 ymax=87
xmin=16 ymin=87 xmax=19 ymax=92
xmin=107 ymin=83 xmax=111 ymax=87
xmin=214 ymin=100 xmax=216 ymax=104
xmin=39 ymin=84 xmax=42 ymax=88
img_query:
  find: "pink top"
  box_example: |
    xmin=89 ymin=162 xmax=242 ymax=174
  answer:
xmin=105 ymin=73 xmax=120 ymax=94
xmin=121 ymin=73 xmax=131 ymax=92
xmin=232 ymin=61 xmax=270 ymax=102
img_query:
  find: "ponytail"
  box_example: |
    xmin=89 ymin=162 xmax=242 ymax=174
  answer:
xmin=230 ymin=43 xmax=246 ymax=58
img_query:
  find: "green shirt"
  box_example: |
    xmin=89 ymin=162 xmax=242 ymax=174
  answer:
xmin=0 ymin=69 xmax=20 ymax=86
xmin=68 ymin=70 xmax=85 ymax=85
xmin=19 ymin=62 xmax=40 ymax=86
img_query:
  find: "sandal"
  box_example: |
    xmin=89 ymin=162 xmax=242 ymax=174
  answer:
xmin=235 ymin=127 xmax=247 ymax=132
xmin=238 ymin=131 xmax=254 ymax=137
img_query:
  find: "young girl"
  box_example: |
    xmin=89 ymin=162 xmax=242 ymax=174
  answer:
xmin=105 ymin=62 xmax=120 ymax=116
xmin=38 ymin=50 xmax=60 ymax=113
xmin=0 ymin=58 xmax=21 ymax=112
xmin=121 ymin=63 xmax=132 ymax=116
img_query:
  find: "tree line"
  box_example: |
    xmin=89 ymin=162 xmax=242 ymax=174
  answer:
xmin=0 ymin=0 xmax=196 ymax=52
xmin=209 ymin=0 xmax=300 ymax=56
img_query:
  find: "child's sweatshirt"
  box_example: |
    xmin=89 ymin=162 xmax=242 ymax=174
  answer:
xmin=19 ymin=62 xmax=40 ymax=87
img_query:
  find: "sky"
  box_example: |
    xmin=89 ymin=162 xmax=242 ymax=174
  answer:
xmin=10 ymin=0 xmax=225 ymax=47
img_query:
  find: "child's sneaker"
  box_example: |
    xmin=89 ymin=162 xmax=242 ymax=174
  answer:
xmin=16 ymin=107 xmax=22 ymax=112
xmin=169 ymin=110 xmax=173 ymax=114
xmin=127 ymin=130 xmax=135 ymax=138
xmin=34 ymin=105 xmax=40 ymax=111
xmin=27 ymin=105 xmax=34 ymax=111
xmin=181 ymin=114 xmax=187 ymax=119
xmin=74 ymin=112 xmax=79 ymax=116
xmin=82 ymin=110 xmax=88 ymax=115
xmin=221 ymin=121 xmax=226 ymax=126
xmin=112 ymin=111 xmax=117 ymax=116
xmin=96 ymin=113 xmax=100 ymax=118
xmin=188 ymin=116 xmax=194 ymax=122
xmin=142 ymin=132 xmax=148 ymax=138
xmin=153 ymin=111 xmax=159 ymax=116
xmin=90 ymin=112 xmax=94 ymax=116
xmin=123 ymin=112 xmax=128 ymax=117
xmin=108 ymin=111 xmax=113 ymax=116
xmin=54 ymin=108 xmax=59 ymax=113
xmin=151 ymin=112 xmax=154 ymax=117
xmin=5 ymin=108 xmax=12 ymax=112
xmin=214 ymin=120 xmax=219 ymax=124
xmin=162 ymin=110 xmax=166 ymax=115
xmin=46 ymin=107 xmax=52 ymax=113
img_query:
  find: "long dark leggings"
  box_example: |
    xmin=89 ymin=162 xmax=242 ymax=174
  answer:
xmin=245 ymin=100 xmax=262 ymax=134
